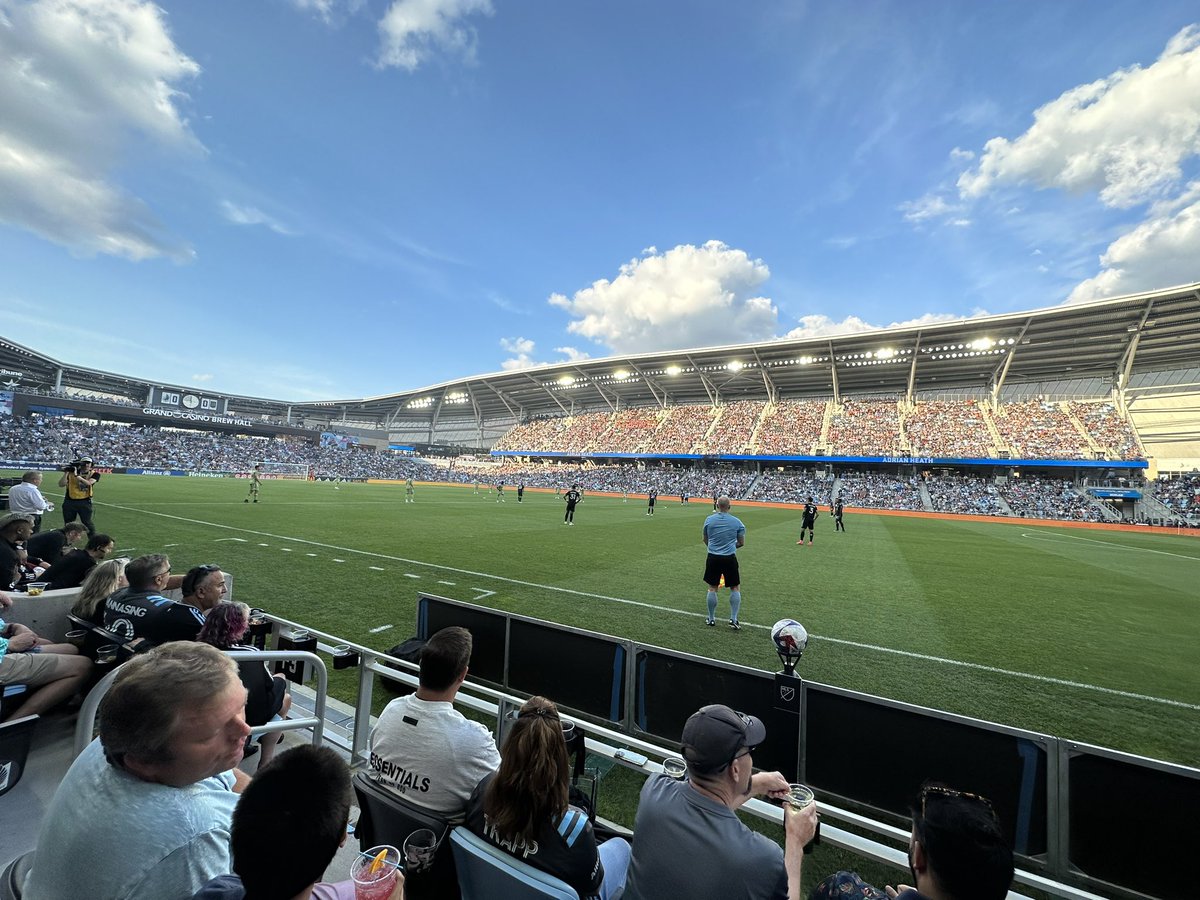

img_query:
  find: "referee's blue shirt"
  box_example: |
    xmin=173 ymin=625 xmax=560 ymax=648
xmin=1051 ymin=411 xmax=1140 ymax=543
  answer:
xmin=703 ymin=512 xmax=745 ymax=556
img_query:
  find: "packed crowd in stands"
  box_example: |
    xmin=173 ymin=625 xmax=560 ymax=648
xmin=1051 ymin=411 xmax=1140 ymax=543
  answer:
xmin=747 ymin=469 xmax=833 ymax=504
xmin=836 ymin=473 xmax=925 ymax=511
xmin=925 ymin=474 xmax=1005 ymax=516
xmin=1069 ymin=401 xmax=1144 ymax=460
xmin=492 ymin=396 xmax=1145 ymax=462
xmin=993 ymin=401 xmax=1091 ymax=459
xmin=654 ymin=404 xmax=720 ymax=454
xmin=601 ymin=407 xmax=663 ymax=453
xmin=700 ymin=400 xmax=765 ymax=454
xmin=754 ymin=399 xmax=826 ymax=455
xmin=999 ymin=475 xmax=1105 ymax=521
xmin=826 ymin=399 xmax=904 ymax=456
xmin=1152 ymin=474 xmax=1200 ymax=520
xmin=0 ymin=417 xmax=463 ymax=483
xmin=905 ymin=400 xmax=994 ymax=458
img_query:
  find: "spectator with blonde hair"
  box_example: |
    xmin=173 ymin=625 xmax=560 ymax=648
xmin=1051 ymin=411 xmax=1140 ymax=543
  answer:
xmin=466 ymin=696 xmax=630 ymax=899
xmin=72 ymin=557 xmax=130 ymax=625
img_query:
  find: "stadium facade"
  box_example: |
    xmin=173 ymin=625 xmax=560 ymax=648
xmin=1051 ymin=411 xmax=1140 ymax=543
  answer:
xmin=2 ymin=282 xmax=1198 ymax=470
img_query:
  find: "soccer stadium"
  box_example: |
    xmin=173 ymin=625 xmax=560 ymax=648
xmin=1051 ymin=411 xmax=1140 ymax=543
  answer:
xmin=2 ymin=284 xmax=1198 ymax=899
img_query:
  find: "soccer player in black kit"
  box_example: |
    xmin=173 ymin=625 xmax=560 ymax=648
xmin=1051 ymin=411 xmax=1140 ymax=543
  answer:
xmin=646 ymin=489 xmax=657 ymax=516
xmin=563 ymin=485 xmax=581 ymax=524
xmin=834 ymin=498 xmax=845 ymax=531
xmin=797 ymin=497 xmax=818 ymax=545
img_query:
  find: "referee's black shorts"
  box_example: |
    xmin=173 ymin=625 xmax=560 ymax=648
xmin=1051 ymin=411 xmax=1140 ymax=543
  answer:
xmin=704 ymin=553 xmax=740 ymax=588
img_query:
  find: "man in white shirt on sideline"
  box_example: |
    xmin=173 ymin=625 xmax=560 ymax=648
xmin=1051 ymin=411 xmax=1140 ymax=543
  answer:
xmin=6 ymin=472 xmax=53 ymax=533
xmin=368 ymin=626 xmax=500 ymax=822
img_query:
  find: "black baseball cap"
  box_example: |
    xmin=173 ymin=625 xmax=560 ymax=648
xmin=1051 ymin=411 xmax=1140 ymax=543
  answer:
xmin=681 ymin=704 xmax=766 ymax=773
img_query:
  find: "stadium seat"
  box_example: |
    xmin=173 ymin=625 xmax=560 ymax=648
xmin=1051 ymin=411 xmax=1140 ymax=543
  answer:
xmin=0 ymin=716 xmax=38 ymax=799
xmin=449 ymin=827 xmax=576 ymax=900
xmin=0 ymin=850 xmax=33 ymax=900
xmin=352 ymin=771 xmax=459 ymax=900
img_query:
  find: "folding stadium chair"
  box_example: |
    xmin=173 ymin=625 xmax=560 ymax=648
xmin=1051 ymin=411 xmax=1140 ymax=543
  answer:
xmin=0 ymin=716 xmax=38 ymax=799
xmin=449 ymin=828 xmax=576 ymax=900
xmin=352 ymin=771 xmax=460 ymax=900
xmin=0 ymin=850 xmax=34 ymax=900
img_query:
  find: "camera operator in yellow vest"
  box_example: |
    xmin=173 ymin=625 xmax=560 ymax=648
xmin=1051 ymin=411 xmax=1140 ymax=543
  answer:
xmin=58 ymin=456 xmax=100 ymax=536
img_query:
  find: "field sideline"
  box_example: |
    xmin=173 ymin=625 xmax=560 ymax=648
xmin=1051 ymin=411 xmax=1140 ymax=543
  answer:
xmin=17 ymin=472 xmax=1199 ymax=767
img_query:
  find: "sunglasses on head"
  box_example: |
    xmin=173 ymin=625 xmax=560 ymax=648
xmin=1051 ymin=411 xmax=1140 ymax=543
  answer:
xmin=918 ymin=785 xmax=998 ymax=822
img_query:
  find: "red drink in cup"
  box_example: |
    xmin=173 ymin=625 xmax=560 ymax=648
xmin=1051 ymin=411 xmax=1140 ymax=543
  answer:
xmin=351 ymin=845 xmax=400 ymax=900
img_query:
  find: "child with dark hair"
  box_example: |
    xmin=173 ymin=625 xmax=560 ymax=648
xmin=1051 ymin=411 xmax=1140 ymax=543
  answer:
xmin=192 ymin=744 xmax=405 ymax=900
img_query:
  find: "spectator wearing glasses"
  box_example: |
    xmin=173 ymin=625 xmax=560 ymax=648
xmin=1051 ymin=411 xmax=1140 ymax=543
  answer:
xmin=104 ymin=554 xmax=205 ymax=648
xmin=813 ymin=783 xmax=1013 ymax=900
xmin=622 ymin=704 xmax=816 ymax=900
xmin=183 ymin=564 xmax=229 ymax=614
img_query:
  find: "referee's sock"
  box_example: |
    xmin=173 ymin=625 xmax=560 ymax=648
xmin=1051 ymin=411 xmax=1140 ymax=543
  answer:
xmin=729 ymin=591 xmax=742 ymax=623
xmin=706 ymin=591 xmax=718 ymax=622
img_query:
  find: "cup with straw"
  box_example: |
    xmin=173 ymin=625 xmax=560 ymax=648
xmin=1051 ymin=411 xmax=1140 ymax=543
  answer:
xmin=350 ymin=845 xmax=401 ymax=900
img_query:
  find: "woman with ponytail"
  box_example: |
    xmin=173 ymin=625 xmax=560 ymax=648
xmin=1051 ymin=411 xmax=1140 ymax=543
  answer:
xmin=464 ymin=696 xmax=629 ymax=899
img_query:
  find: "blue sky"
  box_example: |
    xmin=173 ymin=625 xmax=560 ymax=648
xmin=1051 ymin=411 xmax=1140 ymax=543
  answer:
xmin=1 ymin=1 xmax=1198 ymax=401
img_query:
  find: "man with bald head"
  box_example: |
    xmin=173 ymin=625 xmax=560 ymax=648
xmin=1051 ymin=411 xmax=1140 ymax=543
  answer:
xmin=701 ymin=496 xmax=746 ymax=629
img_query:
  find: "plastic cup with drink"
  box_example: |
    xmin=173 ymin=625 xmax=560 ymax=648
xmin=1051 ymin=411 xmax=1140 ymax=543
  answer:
xmin=351 ymin=845 xmax=401 ymax=900
xmin=785 ymin=783 xmax=814 ymax=810
xmin=403 ymin=829 xmax=438 ymax=875
xmin=661 ymin=757 xmax=687 ymax=780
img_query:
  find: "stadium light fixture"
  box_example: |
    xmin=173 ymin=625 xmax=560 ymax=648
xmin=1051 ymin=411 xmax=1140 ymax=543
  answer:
xmin=727 ymin=360 xmax=744 ymax=372
xmin=614 ymin=369 xmax=629 ymax=380
xmin=557 ymin=375 xmax=575 ymax=386
xmin=665 ymin=365 xmax=682 ymax=376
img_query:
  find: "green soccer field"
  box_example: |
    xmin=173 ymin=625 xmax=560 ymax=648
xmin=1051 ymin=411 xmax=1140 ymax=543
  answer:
xmin=31 ymin=473 xmax=1200 ymax=767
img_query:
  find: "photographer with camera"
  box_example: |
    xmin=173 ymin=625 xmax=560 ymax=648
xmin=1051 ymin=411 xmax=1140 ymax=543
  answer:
xmin=58 ymin=456 xmax=100 ymax=536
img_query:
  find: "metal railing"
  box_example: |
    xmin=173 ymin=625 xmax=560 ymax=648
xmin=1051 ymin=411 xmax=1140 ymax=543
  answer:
xmin=72 ymin=650 xmax=328 ymax=758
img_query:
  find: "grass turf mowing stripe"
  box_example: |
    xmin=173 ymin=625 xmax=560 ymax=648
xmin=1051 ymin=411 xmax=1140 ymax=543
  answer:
xmin=98 ymin=499 xmax=1199 ymax=712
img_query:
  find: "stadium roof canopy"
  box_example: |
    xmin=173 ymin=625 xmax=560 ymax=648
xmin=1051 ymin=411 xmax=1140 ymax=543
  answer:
xmin=2 ymin=282 xmax=1198 ymax=427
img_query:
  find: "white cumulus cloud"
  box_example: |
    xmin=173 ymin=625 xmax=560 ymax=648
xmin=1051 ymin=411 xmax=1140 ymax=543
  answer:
xmin=548 ymin=241 xmax=777 ymax=354
xmin=0 ymin=0 xmax=202 ymax=260
xmin=1067 ymin=182 xmax=1200 ymax=302
xmin=377 ymin=0 xmax=493 ymax=71
xmin=958 ymin=25 xmax=1200 ymax=209
xmin=781 ymin=311 xmax=986 ymax=341
xmin=499 ymin=337 xmax=587 ymax=371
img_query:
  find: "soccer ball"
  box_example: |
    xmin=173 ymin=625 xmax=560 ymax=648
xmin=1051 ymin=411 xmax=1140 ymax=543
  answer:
xmin=771 ymin=619 xmax=808 ymax=656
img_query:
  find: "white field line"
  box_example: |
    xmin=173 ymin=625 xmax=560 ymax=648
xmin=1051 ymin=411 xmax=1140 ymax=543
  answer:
xmin=101 ymin=502 xmax=1200 ymax=712
xmin=1020 ymin=530 xmax=1200 ymax=562
xmin=368 ymin=625 xmax=394 ymax=634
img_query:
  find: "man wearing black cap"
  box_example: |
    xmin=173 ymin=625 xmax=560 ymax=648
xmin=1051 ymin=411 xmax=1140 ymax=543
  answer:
xmin=622 ymin=704 xmax=817 ymax=900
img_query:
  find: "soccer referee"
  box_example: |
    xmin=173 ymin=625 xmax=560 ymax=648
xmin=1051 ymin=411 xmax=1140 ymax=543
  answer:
xmin=702 ymin=496 xmax=746 ymax=629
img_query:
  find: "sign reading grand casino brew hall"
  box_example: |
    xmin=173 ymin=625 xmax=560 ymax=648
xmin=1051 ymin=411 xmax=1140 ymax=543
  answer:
xmin=149 ymin=386 xmax=229 ymax=415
